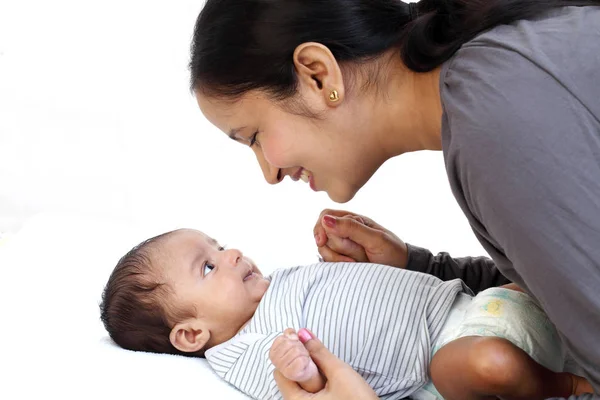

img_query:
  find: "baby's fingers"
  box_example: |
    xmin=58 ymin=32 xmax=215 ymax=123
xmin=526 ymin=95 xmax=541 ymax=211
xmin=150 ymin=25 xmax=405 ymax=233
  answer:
xmin=314 ymin=209 xmax=356 ymax=247
xmin=317 ymin=245 xmax=356 ymax=263
xmin=270 ymin=330 xmax=299 ymax=362
xmin=324 ymin=234 xmax=368 ymax=262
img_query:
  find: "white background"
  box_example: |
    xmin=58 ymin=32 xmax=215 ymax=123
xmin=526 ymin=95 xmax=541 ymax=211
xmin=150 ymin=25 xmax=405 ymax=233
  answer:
xmin=0 ymin=0 xmax=486 ymax=264
xmin=0 ymin=1 xmax=488 ymax=398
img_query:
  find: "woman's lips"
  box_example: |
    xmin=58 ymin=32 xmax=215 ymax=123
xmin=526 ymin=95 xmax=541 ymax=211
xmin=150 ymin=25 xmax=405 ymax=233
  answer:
xmin=291 ymin=168 xmax=316 ymax=191
xmin=291 ymin=167 xmax=304 ymax=181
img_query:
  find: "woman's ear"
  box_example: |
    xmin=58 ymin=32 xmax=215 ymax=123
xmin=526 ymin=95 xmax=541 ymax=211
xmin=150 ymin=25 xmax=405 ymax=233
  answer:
xmin=293 ymin=42 xmax=345 ymax=107
xmin=169 ymin=319 xmax=210 ymax=353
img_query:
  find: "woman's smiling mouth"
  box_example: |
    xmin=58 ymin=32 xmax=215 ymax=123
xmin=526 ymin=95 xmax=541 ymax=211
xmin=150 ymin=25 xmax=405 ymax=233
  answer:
xmin=289 ymin=168 xmax=317 ymax=191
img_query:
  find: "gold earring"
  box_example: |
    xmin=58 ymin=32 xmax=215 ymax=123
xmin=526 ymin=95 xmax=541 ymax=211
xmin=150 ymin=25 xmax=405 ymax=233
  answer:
xmin=329 ymin=90 xmax=339 ymax=102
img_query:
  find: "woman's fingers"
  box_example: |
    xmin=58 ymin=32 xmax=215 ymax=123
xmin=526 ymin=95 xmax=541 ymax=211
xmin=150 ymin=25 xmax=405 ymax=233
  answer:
xmin=297 ymin=329 xmax=345 ymax=377
xmin=313 ymin=209 xmax=408 ymax=267
xmin=274 ymin=369 xmax=309 ymax=399
xmin=313 ymin=209 xmax=360 ymax=247
xmin=274 ymin=329 xmax=379 ymax=399
xmin=321 ymin=214 xmax=409 ymax=268
xmin=295 ymin=329 xmax=379 ymax=400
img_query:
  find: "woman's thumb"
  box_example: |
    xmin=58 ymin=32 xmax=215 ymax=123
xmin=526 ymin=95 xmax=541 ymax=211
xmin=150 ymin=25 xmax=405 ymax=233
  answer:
xmin=274 ymin=370 xmax=305 ymax=398
xmin=298 ymin=328 xmax=340 ymax=376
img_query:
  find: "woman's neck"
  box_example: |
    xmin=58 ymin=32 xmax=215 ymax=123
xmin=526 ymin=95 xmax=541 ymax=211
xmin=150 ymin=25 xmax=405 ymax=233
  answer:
xmin=369 ymin=57 xmax=444 ymax=158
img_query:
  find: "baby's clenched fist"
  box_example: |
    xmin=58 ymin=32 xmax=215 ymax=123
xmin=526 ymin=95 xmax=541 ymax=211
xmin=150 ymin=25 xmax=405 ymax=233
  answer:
xmin=269 ymin=328 xmax=325 ymax=393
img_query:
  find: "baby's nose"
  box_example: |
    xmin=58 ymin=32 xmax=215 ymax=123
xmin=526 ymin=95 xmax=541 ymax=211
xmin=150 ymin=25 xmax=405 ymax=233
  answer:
xmin=223 ymin=248 xmax=243 ymax=266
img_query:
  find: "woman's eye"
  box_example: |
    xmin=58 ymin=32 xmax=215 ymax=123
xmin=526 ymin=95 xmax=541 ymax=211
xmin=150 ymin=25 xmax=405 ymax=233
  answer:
xmin=249 ymin=131 xmax=259 ymax=147
xmin=203 ymin=263 xmax=215 ymax=276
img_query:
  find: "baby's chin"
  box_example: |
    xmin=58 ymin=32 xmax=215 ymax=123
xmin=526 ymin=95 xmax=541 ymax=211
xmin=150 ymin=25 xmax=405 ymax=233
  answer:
xmin=252 ymin=277 xmax=271 ymax=300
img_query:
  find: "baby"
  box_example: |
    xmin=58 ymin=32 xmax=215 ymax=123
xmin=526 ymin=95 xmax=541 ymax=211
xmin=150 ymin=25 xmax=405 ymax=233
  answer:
xmin=100 ymin=229 xmax=592 ymax=400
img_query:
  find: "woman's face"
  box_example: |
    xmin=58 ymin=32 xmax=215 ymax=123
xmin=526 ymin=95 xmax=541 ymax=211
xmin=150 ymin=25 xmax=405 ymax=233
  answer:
xmin=196 ymin=90 xmax=387 ymax=203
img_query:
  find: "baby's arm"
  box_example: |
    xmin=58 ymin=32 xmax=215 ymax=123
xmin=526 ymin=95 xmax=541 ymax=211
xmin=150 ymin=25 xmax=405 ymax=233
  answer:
xmin=269 ymin=328 xmax=326 ymax=393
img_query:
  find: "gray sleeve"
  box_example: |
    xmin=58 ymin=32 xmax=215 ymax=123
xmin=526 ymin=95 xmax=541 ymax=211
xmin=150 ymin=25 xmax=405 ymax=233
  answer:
xmin=405 ymin=243 xmax=509 ymax=293
xmin=441 ymin=27 xmax=600 ymax=389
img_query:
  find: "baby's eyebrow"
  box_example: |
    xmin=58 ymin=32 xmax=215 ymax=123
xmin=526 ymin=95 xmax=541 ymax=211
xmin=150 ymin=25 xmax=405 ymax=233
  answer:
xmin=207 ymin=237 xmax=219 ymax=246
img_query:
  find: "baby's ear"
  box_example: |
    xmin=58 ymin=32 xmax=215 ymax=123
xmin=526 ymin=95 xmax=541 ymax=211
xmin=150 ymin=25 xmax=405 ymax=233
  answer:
xmin=169 ymin=319 xmax=210 ymax=353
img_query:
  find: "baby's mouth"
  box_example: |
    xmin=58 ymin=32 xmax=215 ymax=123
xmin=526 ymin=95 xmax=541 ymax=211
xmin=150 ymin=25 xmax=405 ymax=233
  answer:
xmin=243 ymin=269 xmax=254 ymax=282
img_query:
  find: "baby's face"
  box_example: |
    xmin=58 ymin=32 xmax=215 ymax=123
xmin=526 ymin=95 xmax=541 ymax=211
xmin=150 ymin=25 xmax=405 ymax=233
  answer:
xmin=159 ymin=229 xmax=270 ymax=341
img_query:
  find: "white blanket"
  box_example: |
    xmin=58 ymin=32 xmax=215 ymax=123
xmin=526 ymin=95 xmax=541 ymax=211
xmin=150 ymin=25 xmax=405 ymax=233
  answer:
xmin=0 ymin=213 xmax=255 ymax=400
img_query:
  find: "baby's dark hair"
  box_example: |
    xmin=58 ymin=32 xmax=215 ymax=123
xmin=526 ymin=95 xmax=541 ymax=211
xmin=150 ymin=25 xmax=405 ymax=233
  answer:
xmin=99 ymin=231 xmax=203 ymax=358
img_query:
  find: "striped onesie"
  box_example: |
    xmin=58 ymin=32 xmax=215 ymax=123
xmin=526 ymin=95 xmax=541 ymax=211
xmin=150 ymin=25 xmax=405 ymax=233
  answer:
xmin=205 ymin=262 xmax=468 ymax=399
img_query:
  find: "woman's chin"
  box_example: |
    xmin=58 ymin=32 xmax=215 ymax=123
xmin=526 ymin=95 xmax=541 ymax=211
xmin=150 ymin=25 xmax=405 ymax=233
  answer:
xmin=326 ymin=185 xmax=358 ymax=204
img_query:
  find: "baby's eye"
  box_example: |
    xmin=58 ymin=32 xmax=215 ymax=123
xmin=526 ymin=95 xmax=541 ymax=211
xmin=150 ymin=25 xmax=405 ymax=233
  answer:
xmin=204 ymin=263 xmax=215 ymax=276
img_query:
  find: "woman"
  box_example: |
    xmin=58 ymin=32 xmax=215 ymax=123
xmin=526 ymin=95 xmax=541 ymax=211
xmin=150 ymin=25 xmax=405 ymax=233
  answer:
xmin=188 ymin=0 xmax=600 ymax=398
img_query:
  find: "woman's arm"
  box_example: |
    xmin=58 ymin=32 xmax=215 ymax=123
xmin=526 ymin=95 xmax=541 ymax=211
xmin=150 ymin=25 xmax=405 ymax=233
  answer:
xmin=313 ymin=209 xmax=510 ymax=293
xmin=406 ymin=243 xmax=510 ymax=294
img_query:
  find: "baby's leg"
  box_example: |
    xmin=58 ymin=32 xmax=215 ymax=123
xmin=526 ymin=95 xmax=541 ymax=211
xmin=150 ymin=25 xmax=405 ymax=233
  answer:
xmin=269 ymin=329 xmax=326 ymax=393
xmin=430 ymin=336 xmax=593 ymax=400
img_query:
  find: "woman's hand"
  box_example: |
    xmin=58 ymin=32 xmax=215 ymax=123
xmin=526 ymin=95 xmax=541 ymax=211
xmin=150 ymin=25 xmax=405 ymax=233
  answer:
xmin=313 ymin=209 xmax=409 ymax=268
xmin=274 ymin=329 xmax=378 ymax=400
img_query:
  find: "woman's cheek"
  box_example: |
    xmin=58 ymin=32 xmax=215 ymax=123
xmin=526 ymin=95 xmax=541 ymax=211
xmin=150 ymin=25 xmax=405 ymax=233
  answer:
xmin=260 ymin=135 xmax=296 ymax=168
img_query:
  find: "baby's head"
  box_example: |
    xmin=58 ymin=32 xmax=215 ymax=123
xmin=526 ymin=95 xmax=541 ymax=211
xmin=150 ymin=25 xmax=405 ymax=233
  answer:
xmin=100 ymin=229 xmax=270 ymax=357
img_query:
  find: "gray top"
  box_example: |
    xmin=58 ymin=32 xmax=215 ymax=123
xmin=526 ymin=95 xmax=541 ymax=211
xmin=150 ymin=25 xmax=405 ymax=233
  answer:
xmin=411 ymin=5 xmax=600 ymax=397
xmin=205 ymin=262 xmax=466 ymax=399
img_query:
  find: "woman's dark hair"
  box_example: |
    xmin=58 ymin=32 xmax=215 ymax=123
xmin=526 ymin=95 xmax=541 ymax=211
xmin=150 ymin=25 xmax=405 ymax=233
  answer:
xmin=190 ymin=0 xmax=596 ymax=100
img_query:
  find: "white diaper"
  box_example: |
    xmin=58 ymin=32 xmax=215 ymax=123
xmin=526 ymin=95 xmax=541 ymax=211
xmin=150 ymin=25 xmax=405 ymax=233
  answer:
xmin=412 ymin=288 xmax=565 ymax=400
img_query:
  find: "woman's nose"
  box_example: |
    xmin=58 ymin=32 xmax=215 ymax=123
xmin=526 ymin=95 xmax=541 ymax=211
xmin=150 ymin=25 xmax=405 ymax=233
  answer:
xmin=255 ymin=151 xmax=282 ymax=185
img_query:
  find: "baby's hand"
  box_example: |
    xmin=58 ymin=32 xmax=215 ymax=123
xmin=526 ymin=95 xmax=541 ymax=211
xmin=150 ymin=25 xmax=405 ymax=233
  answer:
xmin=316 ymin=215 xmax=370 ymax=264
xmin=269 ymin=328 xmax=325 ymax=393
xmin=314 ymin=210 xmax=409 ymax=268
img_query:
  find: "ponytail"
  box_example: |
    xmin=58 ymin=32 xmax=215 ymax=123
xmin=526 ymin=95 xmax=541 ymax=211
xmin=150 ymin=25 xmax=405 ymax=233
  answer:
xmin=190 ymin=0 xmax=598 ymax=98
xmin=404 ymin=0 xmax=598 ymax=71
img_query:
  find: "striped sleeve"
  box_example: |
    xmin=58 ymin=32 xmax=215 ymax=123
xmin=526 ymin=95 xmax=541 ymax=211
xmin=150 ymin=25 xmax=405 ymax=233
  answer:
xmin=206 ymin=332 xmax=282 ymax=400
